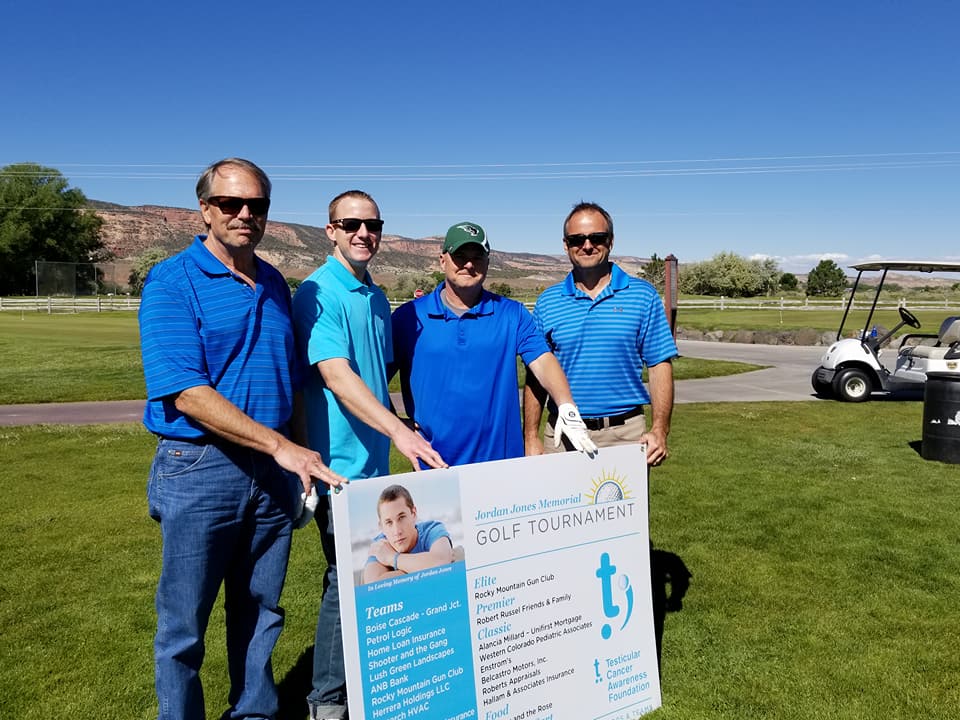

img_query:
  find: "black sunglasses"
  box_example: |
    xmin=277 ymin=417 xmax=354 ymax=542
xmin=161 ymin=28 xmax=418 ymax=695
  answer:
xmin=206 ymin=196 xmax=271 ymax=215
xmin=564 ymin=232 xmax=611 ymax=248
xmin=331 ymin=217 xmax=384 ymax=233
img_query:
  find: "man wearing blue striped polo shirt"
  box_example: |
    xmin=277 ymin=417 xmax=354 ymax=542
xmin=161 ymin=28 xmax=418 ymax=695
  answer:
xmin=139 ymin=158 xmax=344 ymax=720
xmin=523 ymin=201 xmax=677 ymax=464
xmin=523 ymin=201 xmax=678 ymax=669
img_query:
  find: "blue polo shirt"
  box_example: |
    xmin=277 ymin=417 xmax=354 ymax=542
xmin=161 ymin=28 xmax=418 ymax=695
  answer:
xmin=292 ymin=257 xmax=392 ymax=479
xmin=392 ymin=284 xmax=549 ymax=466
xmin=365 ymin=520 xmax=450 ymax=566
xmin=532 ymin=263 xmax=678 ymax=418
xmin=139 ymin=236 xmax=301 ymax=439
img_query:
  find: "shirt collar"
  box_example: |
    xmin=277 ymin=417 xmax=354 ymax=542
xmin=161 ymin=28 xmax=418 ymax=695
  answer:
xmin=426 ymin=282 xmax=496 ymax=318
xmin=562 ymin=262 xmax=629 ymax=298
xmin=324 ymin=255 xmax=375 ymax=292
xmin=187 ymin=235 xmax=264 ymax=279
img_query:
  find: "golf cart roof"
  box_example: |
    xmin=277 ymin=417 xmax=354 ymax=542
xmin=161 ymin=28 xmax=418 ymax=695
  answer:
xmin=850 ymin=261 xmax=960 ymax=273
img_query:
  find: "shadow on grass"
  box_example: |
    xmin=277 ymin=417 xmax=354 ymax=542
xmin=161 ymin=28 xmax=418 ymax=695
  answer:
xmin=277 ymin=647 xmax=314 ymax=720
xmin=651 ymin=545 xmax=693 ymax=676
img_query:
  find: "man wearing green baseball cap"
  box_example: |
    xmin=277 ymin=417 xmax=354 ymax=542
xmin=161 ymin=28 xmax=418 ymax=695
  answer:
xmin=391 ymin=221 xmax=596 ymax=466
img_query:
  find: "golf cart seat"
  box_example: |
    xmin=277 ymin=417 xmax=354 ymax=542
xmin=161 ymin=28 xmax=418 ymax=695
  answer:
xmin=899 ymin=316 xmax=960 ymax=359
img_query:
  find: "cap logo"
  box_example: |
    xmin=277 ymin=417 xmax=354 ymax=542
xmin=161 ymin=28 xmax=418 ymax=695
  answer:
xmin=460 ymin=224 xmax=480 ymax=236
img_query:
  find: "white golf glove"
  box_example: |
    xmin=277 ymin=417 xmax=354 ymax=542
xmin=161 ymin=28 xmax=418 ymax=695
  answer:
xmin=293 ymin=485 xmax=319 ymax=530
xmin=554 ymin=403 xmax=598 ymax=456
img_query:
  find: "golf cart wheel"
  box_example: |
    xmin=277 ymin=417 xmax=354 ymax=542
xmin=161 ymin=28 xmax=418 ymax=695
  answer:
xmin=811 ymin=371 xmax=833 ymax=398
xmin=833 ymin=368 xmax=872 ymax=403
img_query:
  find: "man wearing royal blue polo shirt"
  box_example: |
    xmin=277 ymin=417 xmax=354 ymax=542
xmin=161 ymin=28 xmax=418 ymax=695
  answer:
xmin=292 ymin=190 xmax=446 ymax=720
xmin=523 ymin=202 xmax=677 ymax=465
xmin=391 ymin=222 xmax=596 ymax=468
xmin=139 ymin=158 xmax=344 ymax=720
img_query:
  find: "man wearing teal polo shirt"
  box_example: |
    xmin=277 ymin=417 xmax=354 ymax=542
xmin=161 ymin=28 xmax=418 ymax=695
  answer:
xmin=292 ymin=190 xmax=446 ymax=720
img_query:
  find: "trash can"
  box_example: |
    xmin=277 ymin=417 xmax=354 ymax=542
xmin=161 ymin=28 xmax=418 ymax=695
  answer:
xmin=921 ymin=372 xmax=960 ymax=464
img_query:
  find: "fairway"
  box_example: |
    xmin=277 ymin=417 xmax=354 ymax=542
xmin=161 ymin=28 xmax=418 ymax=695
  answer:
xmin=0 ymin=313 xmax=762 ymax=405
xmin=2 ymin=402 xmax=959 ymax=719
xmin=0 ymin=312 xmax=144 ymax=403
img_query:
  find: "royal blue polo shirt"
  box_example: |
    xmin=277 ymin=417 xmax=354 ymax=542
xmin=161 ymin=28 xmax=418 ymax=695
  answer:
xmin=292 ymin=257 xmax=393 ymax=479
xmin=391 ymin=284 xmax=549 ymax=467
xmin=139 ymin=236 xmax=301 ymax=439
xmin=532 ymin=263 xmax=678 ymax=418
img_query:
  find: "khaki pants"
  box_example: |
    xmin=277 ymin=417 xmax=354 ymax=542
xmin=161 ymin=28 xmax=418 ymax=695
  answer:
xmin=544 ymin=410 xmax=646 ymax=452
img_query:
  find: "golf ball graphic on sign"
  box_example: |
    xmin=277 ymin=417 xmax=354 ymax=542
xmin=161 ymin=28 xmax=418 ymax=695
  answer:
xmin=587 ymin=470 xmax=632 ymax=504
xmin=595 ymin=481 xmax=623 ymax=503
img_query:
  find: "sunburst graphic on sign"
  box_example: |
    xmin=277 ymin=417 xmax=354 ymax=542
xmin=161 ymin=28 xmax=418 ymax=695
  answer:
xmin=585 ymin=469 xmax=632 ymax=504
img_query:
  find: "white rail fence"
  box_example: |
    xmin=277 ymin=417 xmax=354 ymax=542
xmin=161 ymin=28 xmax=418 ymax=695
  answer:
xmin=2 ymin=296 xmax=960 ymax=314
xmin=680 ymin=297 xmax=960 ymax=311
xmin=0 ymin=296 xmax=142 ymax=313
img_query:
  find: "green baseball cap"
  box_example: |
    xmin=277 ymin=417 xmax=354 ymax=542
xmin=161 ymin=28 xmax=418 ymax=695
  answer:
xmin=442 ymin=222 xmax=490 ymax=255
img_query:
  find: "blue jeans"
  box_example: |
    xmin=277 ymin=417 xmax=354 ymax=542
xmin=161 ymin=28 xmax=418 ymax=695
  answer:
xmin=148 ymin=438 xmax=298 ymax=720
xmin=308 ymin=494 xmax=347 ymax=711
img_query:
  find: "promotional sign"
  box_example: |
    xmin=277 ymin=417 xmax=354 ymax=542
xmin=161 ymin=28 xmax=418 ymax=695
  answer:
xmin=332 ymin=444 xmax=661 ymax=720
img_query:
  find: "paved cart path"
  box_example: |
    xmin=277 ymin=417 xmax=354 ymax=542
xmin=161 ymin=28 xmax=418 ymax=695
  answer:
xmin=0 ymin=341 xmax=829 ymax=427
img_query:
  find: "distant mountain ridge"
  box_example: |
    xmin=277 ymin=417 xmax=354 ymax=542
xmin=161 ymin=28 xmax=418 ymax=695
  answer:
xmin=88 ymin=200 xmax=650 ymax=289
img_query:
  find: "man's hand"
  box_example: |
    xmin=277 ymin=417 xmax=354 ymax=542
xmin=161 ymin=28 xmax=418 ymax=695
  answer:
xmin=641 ymin=427 xmax=669 ymax=466
xmin=294 ymin=485 xmax=320 ymax=529
xmin=273 ymin=438 xmax=347 ymax=493
xmin=525 ymin=436 xmax=545 ymax=456
xmin=393 ymin=425 xmax=448 ymax=471
xmin=369 ymin=539 xmax=397 ymax=568
xmin=554 ymin=403 xmax=598 ymax=456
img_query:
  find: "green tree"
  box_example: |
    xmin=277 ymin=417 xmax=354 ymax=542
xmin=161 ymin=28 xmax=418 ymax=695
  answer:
xmin=392 ymin=271 xmax=439 ymax=299
xmin=756 ymin=257 xmax=781 ymax=296
xmin=128 ymin=247 xmax=169 ymax=295
xmin=490 ymin=282 xmax=513 ymax=297
xmin=779 ymin=272 xmax=798 ymax=291
xmin=0 ymin=163 xmax=105 ymax=295
xmin=805 ymin=259 xmax=847 ymax=296
xmin=678 ymin=252 xmax=771 ymax=297
xmin=642 ymin=254 xmax=666 ymax=292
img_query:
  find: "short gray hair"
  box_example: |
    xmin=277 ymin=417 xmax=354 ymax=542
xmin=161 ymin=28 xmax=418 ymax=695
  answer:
xmin=195 ymin=158 xmax=272 ymax=200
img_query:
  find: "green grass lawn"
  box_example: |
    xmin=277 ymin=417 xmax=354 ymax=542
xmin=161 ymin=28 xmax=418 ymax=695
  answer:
xmin=678 ymin=307 xmax=951 ymax=334
xmin=0 ymin=312 xmax=144 ymax=403
xmin=3 ymin=402 xmax=959 ymax=719
xmin=1 ymin=313 xmax=761 ymax=404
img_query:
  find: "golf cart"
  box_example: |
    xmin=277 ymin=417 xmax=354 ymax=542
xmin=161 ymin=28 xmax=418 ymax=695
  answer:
xmin=812 ymin=261 xmax=960 ymax=402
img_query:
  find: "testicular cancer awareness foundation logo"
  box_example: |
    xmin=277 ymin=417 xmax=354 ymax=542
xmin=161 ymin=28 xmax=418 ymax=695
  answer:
xmin=596 ymin=552 xmax=634 ymax=640
xmin=587 ymin=468 xmax=635 ymax=640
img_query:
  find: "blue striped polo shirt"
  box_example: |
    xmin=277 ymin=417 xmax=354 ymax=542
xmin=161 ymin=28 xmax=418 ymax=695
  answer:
xmin=139 ymin=236 xmax=301 ymax=439
xmin=292 ymin=257 xmax=393 ymax=479
xmin=532 ymin=263 xmax=678 ymax=418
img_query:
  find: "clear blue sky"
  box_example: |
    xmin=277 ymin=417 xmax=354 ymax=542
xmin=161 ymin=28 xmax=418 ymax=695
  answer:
xmin=3 ymin=1 xmax=957 ymax=273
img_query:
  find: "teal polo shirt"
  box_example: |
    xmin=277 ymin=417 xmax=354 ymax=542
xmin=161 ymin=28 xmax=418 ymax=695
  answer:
xmin=292 ymin=257 xmax=392 ymax=479
xmin=391 ymin=284 xmax=549 ymax=467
